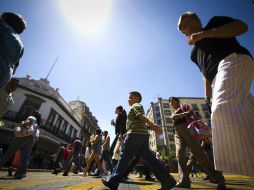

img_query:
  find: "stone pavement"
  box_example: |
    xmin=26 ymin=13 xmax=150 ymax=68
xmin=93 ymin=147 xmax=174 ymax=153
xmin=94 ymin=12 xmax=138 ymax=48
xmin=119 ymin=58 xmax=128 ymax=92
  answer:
xmin=0 ymin=170 xmax=254 ymax=190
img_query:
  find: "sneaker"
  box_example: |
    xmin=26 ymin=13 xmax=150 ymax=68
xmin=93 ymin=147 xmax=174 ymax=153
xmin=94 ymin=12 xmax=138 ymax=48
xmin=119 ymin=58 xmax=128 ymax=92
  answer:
xmin=203 ymin=175 xmax=209 ymax=180
xmin=13 ymin=174 xmax=26 ymax=179
xmin=209 ymin=171 xmax=226 ymax=190
xmin=101 ymin=178 xmax=118 ymax=190
xmin=145 ymin=176 xmax=155 ymax=181
xmin=158 ymin=179 xmax=177 ymax=190
xmin=175 ymin=182 xmax=191 ymax=188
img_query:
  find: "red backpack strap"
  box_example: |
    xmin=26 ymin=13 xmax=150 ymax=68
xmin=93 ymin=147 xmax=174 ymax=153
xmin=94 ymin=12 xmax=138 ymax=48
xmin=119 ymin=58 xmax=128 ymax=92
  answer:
xmin=180 ymin=104 xmax=189 ymax=112
xmin=181 ymin=104 xmax=196 ymax=122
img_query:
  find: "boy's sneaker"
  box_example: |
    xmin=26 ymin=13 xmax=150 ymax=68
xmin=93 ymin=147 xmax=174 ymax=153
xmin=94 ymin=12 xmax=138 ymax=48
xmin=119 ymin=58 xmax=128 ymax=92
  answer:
xmin=175 ymin=182 xmax=191 ymax=188
xmin=159 ymin=178 xmax=177 ymax=190
xmin=101 ymin=178 xmax=118 ymax=190
xmin=145 ymin=176 xmax=155 ymax=181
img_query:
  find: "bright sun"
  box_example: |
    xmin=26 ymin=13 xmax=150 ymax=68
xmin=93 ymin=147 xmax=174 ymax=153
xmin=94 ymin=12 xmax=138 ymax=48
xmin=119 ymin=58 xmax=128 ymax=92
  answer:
xmin=58 ymin=0 xmax=112 ymax=35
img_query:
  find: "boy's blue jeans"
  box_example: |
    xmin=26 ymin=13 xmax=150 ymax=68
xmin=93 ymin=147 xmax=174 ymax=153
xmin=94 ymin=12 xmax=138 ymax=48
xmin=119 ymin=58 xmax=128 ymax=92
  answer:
xmin=106 ymin=133 xmax=174 ymax=187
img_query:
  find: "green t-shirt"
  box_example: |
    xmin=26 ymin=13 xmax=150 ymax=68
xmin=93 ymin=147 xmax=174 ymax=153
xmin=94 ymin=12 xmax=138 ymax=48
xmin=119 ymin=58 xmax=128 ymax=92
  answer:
xmin=126 ymin=103 xmax=148 ymax=135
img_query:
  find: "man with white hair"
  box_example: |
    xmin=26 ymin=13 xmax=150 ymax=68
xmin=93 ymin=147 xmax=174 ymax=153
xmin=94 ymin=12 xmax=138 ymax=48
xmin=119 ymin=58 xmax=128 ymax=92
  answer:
xmin=0 ymin=115 xmax=39 ymax=179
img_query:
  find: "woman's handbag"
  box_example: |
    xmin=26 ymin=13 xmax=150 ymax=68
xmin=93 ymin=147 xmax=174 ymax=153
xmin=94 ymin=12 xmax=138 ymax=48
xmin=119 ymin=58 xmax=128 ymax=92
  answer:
xmin=181 ymin=104 xmax=212 ymax=140
xmin=187 ymin=119 xmax=211 ymax=140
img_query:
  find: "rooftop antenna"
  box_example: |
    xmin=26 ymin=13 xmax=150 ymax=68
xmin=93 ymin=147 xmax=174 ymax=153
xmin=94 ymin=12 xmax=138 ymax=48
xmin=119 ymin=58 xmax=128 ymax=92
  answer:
xmin=46 ymin=56 xmax=59 ymax=80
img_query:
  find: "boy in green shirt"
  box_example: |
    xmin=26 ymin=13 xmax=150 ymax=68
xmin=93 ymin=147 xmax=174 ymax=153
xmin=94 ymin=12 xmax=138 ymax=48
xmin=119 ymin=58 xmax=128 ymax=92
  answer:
xmin=101 ymin=91 xmax=176 ymax=190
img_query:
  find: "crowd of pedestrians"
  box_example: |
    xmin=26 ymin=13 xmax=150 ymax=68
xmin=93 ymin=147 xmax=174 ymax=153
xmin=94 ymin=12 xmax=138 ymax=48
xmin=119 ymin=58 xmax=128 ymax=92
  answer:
xmin=0 ymin=9 xmax=253 ymax=190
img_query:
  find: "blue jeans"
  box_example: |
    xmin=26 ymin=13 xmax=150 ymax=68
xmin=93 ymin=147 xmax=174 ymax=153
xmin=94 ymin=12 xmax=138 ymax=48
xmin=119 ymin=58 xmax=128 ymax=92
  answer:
xmin=68 ymin=153 xmax=83 ymax=172
xmin=109 ymin=134 xmax=119 ymax=157
xmin=107 ymin=133 xmax=174 ymax=187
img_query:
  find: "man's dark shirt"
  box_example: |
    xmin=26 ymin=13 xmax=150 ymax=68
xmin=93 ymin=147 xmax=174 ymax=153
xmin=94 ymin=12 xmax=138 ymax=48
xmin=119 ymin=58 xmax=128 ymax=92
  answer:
xmin=115 ymin=111 xmax=127 ymax=135
xmin=191 ymin=16 xmax=252 ymax=83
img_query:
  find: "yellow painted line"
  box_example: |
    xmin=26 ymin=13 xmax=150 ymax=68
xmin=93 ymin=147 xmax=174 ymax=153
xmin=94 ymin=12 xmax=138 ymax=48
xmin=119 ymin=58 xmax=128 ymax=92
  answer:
xmin=0 ymin=177 xmax=80 ymax=190
xmin=58 ymin=179 xmax=103 ymax=190
xmin=190 ymin=184 xmax=213 ymax=189
xmin=224 ymin=174 xmax=254 ymax=179
xmin=226 ymin=185 xmax=254 ymax=190
xmin=138 ymin=184 xmax=160 ymax=190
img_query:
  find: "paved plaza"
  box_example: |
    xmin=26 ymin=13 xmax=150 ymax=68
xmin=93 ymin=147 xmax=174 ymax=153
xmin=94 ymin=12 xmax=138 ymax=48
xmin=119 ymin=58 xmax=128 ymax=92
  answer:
xmin=0 ymin=170 xmax=254 ymax=190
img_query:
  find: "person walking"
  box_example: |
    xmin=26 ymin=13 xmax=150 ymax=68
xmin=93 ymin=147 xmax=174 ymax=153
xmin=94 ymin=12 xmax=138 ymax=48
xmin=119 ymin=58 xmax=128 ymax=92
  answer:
xmin=0 ymin=116 xmax=38 ymax=179
xmin=66 ymin=137 xmax=83 ymax=175
xmin=101 ymin=91 xmax=176 ymax=190
xmin=177 ymin=11 xmax=254 ymax=176
xmin=109 ymin=106 xmax=127 ymax=159
xmin=51 ymin=143 xmax=65 ymax=175
xmin=169 ymin=97 xmax=225 ymax=189
xmin=0 ymin=12 xmax=26 ymax=89
xmin=82 ymin=129 xmax=105 ymax=177
xmin=100 ymin=131 xmax=113 ymax=173
xmin=61 ymin=144 xmax=73 ymax=176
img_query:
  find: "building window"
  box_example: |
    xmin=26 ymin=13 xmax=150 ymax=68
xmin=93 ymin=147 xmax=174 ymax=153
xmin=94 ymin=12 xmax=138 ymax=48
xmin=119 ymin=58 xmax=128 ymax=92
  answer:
xmin=164 ymin=110 xmax=171 ymax=116
xmin=61 ymin=121 xmax=68 ymax=134
xmin=156 ymin=119 xmax=162 ymax=125
xmin=163 ymin=103 xmax=170 ymax=109
xmin=55 ymin=116 xmax=63 ymax=131
xmin=204 ymin=111 xmax=211 ymax=119
xmin=168 ymin=134 xmax=174 ymax=141
xmin=47 ymin=109 xmax=57 ymax=129
xmin=170 ymin=144 xmax=176 ymax=151
xmin=68 ymin=126 xmax=73 ymax=137
xmin=165 ymin=117 xmax=173 ymax=124
xmin=159 ymin=134 xmax=164 ymax=140
xmin=155 ymin=106 xmax=160 ymax=112
xmin=194 ymin=111 xmax=201 ymax=119
xmin=191 ymin=104 xmax=199 ymax=111
xmin=15 ymin=95 xmax=44 ymax=122
xmin=201 ymin=104 xmax=209 ymax=111
xmin=167 ymin=127 xmax=174 ymax=132
xmin=155 ymin=113 xmax=161 ymax=119
xmin=73 ymin=129 xmax=77 ymax=139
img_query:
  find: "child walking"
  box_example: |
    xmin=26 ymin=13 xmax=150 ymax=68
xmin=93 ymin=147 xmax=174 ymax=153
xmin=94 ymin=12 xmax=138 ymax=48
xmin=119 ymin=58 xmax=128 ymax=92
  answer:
xmin=101 ymin=91 xmax=176 ymax=190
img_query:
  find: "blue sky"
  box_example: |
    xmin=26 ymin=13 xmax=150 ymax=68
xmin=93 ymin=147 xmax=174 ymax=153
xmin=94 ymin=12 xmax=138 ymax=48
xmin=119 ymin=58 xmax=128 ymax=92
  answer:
xmin=1 ymin=0 xmax=253 ymax=138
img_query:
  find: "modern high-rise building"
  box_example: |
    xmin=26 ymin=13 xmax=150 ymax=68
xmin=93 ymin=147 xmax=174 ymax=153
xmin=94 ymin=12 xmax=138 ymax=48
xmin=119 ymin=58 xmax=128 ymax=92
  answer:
xmin=146 ymin=97 xmax=211 ymax=153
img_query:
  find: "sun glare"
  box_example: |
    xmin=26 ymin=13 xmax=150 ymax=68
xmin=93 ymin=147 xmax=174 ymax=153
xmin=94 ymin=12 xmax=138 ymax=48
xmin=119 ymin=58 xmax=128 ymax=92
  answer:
xmin=58 ymin=0 xmax=112 ymax=35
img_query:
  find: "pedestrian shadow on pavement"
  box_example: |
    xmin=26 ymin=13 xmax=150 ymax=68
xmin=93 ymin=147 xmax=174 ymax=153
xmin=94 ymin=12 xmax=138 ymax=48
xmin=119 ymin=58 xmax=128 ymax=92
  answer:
xmin=119 ymin=180 xmax=154 ymax=185
xmin=0 ymin=176 xmax=19 ymax=180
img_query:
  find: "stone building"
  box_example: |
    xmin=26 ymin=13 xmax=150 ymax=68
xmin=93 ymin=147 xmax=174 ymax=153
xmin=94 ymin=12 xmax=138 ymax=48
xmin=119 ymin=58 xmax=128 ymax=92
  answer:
xmin=0 ymin=76 xmax=99 ymax=167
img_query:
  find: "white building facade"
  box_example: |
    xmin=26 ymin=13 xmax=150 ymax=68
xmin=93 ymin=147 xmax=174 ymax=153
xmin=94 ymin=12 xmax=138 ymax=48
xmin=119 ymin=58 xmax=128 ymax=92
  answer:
xmin=0 ymin=76 xmax=98 ymax=156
